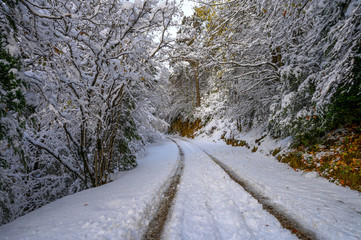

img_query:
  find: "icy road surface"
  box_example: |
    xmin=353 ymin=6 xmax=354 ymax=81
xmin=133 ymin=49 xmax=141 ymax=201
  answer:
xmin=1 ymin=137 xmax=361 ymax=240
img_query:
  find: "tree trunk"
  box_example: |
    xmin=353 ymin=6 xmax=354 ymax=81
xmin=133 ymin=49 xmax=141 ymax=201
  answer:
xmin=195 ymin=63 xmax=201 ymax=107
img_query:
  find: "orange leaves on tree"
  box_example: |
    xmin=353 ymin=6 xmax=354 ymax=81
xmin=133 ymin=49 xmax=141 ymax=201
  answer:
xmin=53 ymin=47 xmax=61 ymax=54
xmin=194 ymin=6 xmax=212 ymax=22
xmin=53 ymin=47 xmax=64 ymax=54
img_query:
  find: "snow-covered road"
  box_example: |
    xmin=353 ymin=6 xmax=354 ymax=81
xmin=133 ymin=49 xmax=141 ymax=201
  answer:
xmin=189 ymin=138 xmax=361 ymax=240
xmin=1 ymin=137 xmax=361 ymax=240
xmin=162 ymin=139 xmax=296 ymax=240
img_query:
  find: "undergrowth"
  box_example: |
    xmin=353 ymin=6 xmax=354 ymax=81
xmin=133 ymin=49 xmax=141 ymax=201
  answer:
xmin=169 ymin=118 xmax=202 ymax=138
xmin=220 ymin=133 xmax=251 ymax=148
xmin=278 ymin=125 xmax=361 ymax=192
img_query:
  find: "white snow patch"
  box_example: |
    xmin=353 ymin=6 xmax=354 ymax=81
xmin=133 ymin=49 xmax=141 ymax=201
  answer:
xmin=99 ymin=28 xmax=110 ymax=39
xmin=281 ymin=92 xmax=296 ymax=109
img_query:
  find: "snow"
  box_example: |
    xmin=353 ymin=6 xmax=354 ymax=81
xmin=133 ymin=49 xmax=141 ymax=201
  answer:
xmin=163 ymin=139 xmax=296 ymax=240
xmin=123 ymin=2 xmax=134 ymax=10
xmin=5 ymin=42 xmax=20 ymax=57
xmin=281 ymin=92 xmax=296 ymax=109
xmin=1 ymin=137 xmax=361 ymax=240
xmin=8 ymin=68 xmax=18 ymax=75
xmin=190 ymin=137 xmax=361 ymax=240
xmin=346 ymin=0 xmax=361 ymax=16
xmin=99 ymin=28 xmax=110 ymax=39
xmin=0 ymin=140 xmax=179 ymax=240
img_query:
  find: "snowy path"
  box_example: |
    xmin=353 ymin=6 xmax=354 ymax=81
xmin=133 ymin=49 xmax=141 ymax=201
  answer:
xmin=1 ymin=138 xmax=361 ymax=240
xmin=203 ymin=150 xmax=316 ymax=240
xmin=162 ymin=138 xmax=296 ymax=240
xmin=189 ymin=138 xmax=361 ymax=240
xmin=144 ymin=139 xmax=184 ymax=239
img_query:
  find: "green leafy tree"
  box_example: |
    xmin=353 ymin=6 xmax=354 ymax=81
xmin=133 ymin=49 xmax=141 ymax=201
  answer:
xmin=0 ymin=38 xmax=26 ymax=142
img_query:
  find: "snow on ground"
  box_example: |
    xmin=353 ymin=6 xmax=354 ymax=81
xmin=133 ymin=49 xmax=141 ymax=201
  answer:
xmin=0 ymin=140 xmax=179 ymax=240
xmin=1 ymin=135 xmax=361 ymax=240
xmin=163 ymin=139 xmax=296 ymax=240
xmin=190 ymin=137 xmax=361 ymax=240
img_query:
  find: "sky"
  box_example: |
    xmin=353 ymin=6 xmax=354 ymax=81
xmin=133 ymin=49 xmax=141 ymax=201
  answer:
xmin=182 ymin=0 xmax=196 ymax=17
xmin=167 ymin=0 xmax=196 ymax=38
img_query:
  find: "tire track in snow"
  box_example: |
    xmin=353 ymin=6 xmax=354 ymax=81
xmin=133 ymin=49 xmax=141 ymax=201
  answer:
xmin=202 ymin=149 xmax=318 ymax=240
xmin=177 ymin=137 xmax=318 ymax=240
xmin=143 ymin=138 xmax=184 ymax=240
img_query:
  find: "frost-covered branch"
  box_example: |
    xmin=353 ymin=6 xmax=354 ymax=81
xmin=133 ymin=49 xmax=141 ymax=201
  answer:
xmin=24 ymin=133 xmax=86 ymax=184
xmin=19 ymin=0 xmax=66 ymax=19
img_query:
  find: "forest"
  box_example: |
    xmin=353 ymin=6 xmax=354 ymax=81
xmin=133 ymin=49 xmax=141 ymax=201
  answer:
xmin=1 ymin=0 xmax=360 ymax=226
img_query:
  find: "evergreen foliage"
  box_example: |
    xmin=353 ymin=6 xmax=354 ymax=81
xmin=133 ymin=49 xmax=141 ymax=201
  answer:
xmin=326 ymin=44 xmax=361 ymax=129
xmin=0 ymin=37 xmax=25 ymax=141
xmin=113 ymin=99 xmax=141 ymax=172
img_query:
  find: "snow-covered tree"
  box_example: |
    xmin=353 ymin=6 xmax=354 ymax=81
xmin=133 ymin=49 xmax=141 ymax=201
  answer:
xmin=18 ymin=0 xmax=177 ymax=188
xmin=0 ymin=0 xmax=36 ymax=225
xmin=268 ymin=0 xmax=361 ymax=139
xmin=1 ymin=0 xmax=178 ymax=224
xmin=167 ymin=12 xmax=214 ymax=126
xmin=168 ymin=0 xmax=361 ymax=141
xmin=168 ymin=0 xmax=280 ymax=131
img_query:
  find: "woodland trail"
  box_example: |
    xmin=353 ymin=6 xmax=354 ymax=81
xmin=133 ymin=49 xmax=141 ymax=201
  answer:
xmin=1 ymin=138 xmax=360 ymax=240
xmin=184 ymin=138 xmax=361 ymax=240
xmin=147 ymin=138 xmax=300 ymax=240
xmin=144 ymin=139 xmax=185 ymax=239
xmin=184 ymin=138 xmax=317 ymax=240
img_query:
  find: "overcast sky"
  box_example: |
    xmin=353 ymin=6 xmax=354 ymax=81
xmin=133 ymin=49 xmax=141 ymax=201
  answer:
xmin=182 ymin=0 xmax=196 ymax=16
xmin=166 ymin=0 xmax=196 ymax=38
